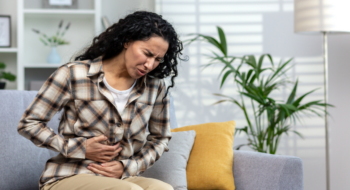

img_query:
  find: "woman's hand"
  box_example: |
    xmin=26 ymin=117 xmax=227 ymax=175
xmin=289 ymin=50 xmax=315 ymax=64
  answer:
xmin=87 ymin=161 xmax=124 ymax=179
xmin=85 ymin=135 xmax=122 ymax=163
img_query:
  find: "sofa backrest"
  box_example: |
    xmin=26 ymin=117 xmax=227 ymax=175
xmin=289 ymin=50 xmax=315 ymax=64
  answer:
xmin=169 ymin=92 xmax=178 ymax=129
xmin=0 ymin=89 xmax=178 ymax=190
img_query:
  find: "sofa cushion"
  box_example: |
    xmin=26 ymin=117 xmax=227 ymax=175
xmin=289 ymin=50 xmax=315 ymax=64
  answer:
xmin=172 ymin=121 xmax=236 ymax=190
xmin=0 ymin=90 xmax=61 ymax=190
xmin=141 ymin=130 xmax=196 ymax=190
xmin=233 ymin=150 xmax=304 ymax=190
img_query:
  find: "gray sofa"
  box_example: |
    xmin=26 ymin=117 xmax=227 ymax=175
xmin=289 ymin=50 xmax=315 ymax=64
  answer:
xmin=0 ymin=90 xmax=304 ymax=190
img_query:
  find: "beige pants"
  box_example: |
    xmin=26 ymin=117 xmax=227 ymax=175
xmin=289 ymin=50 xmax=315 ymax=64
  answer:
xmin=41 ymin=174 xmax=174 ymax=190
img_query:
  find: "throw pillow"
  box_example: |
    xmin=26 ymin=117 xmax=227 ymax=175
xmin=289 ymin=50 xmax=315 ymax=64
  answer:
xmin=172 ymin=120 xmax=236 ymax=190
xmin=141 ymin=130 xmax=196 ymax=190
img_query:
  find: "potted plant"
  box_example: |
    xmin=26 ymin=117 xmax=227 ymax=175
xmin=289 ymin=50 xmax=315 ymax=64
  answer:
xmin=184 ymin=26 xmax=333 ymax=154
xmin=0 ymin=62 xmax=16 ymax=89
xmin=32 ymin=20 xmax=71 ymax=64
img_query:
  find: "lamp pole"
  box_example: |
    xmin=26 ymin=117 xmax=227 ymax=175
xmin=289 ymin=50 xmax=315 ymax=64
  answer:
xmin=322 ymin=31 xmax=330 ymax=190
xmin=295 ymin=0 xmax=350 ymax=189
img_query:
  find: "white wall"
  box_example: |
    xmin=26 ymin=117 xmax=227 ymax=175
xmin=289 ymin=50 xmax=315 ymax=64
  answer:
xmin=101 ymin=0 xmax=155 ymax=23
xmin=328 ymin=34 xmax=350 ymax=190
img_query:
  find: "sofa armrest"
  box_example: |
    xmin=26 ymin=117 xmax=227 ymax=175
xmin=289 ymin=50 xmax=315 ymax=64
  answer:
xmin=232 ymin=150 xmax=303 ymax=190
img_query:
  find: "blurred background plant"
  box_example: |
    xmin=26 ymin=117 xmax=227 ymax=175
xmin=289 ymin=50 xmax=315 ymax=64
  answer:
xmin=184 ymin=26 xmax=333 ymax=154
xmin=32 ymin=20 xmax=70 ymax=47
xmin=0 ymin=62 xmax=16 ymax=82
xmin=0 ymin=62 xmax=16 ymax=89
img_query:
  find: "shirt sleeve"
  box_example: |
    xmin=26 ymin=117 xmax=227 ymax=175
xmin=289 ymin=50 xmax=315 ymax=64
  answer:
xmin=17 ymin=65 xmax=87 ymax=159
xmin=119 ymin=79 xmax=172 ymax=178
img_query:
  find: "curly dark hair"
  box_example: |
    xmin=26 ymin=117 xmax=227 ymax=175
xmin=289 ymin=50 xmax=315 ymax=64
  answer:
xmin=75 ymin=10 xmax=187 ymax=102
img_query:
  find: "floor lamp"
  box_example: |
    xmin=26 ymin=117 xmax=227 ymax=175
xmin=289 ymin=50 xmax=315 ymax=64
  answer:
xmin=294 ymin=1 xmax=350 ymax=190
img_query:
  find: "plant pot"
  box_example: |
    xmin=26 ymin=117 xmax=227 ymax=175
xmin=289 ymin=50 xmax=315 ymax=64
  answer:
xmin=0 ymin=82 xmax=6 ymax=89
xmin=47 ymin=46 xmax=61 ymax=64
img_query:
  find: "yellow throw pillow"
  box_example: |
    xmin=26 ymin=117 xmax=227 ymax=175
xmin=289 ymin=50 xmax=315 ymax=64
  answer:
xmin=172 ymin=120 xmax=236 ymax=190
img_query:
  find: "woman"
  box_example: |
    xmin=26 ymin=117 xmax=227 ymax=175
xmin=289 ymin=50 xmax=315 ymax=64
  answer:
xmin=17 ymin=11 xmax=185 ymax=190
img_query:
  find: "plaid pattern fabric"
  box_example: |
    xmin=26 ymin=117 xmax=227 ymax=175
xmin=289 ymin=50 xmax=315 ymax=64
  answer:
xmin=17 ymin=57 xmax=171 ymax=188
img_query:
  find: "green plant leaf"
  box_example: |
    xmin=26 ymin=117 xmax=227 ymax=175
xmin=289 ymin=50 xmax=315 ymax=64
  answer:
xmin=256 ymin=54 xmax=270 ymax=80
xmin=263 ymin=83 xmax=277 ymax=97
xmin=220 ymin=69 xmax=232 ymax=88
xmin=241 ymin=92 xmax=264 ymax=104
xmin=249 ymin=74 xmax=257 ymax=84
xmin=217 ymin=26 xmax=227 ymax=56
xmin=267 ymin=57 xmax=293 ymax=85
xmin=200 ymin=62 xmax=215 ymax=71
xmin=293 ymin=130 xmax=304 ymax=139
xmin=234 ymin=144 xmax=249 ymax=150
xmin=39 ymin=37 xmax=48 ymax=46
xmin=293 ymin=88 xmax=319 ymax=107
xmin=287 ymin=79 xmax=298 ymax=104
xmin=0 ymin=62 xmax=6 ymax=69
xmin=246 ymin=69 xmax=253 ymax=82
xmin=1 ymin=72 xmax=16 ymax=81
xmin=245 ymin=55 xmax=257 ymax=68
xmin=266 ymin=54 xmax=274 ymax=67
xmin=284 ymin=104 xmax=298 ymax=111
xmin=212 ymin=99 xmax=230 ymax=105
xmin=185 ymin=33 xmax=225 ymax=56
xmin=213 ymin=94 xmax=243 ymax=108
xmin=235 ymin=126 xmax=248 ymax=135
xmin=279 ymin=104 xmax=291 ymax=116
xmin=304 ymin=108 xmax=324 ymax=118
xmin=298 ymin=100 xmax=323 ymax=110
xmin=234 ymin=56 xmax=245 ymax=80
xmin=217 ymin=65 xmax=229 ymax=79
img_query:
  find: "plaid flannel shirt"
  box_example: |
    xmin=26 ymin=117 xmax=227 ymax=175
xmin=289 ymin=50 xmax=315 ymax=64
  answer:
xmin=17 ymin=57 xmax=171 ymax=188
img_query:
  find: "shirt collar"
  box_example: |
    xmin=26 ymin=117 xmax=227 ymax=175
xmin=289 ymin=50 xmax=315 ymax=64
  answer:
xmin=86 ymin=56 xmax=147 ymax=93
xmin=86 ymin=56 xmax=104 ymax=77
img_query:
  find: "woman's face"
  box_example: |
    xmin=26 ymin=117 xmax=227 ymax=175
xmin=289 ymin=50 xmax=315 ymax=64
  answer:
xmin=123 ymin=36 xmax=169 ymax=79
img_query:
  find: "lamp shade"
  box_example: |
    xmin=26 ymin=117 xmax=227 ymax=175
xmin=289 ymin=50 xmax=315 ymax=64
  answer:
xmin=294 ymin=0 xmax=350 ymax=33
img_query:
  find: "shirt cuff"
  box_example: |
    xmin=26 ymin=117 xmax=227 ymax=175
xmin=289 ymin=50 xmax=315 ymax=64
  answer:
xmin=119 ymin=159 xmax=138 ymax=179
xmin=65 ymin=137 xmax=86 ymax=159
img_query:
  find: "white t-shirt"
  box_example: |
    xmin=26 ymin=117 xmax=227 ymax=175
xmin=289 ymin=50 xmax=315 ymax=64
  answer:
xmin=103 ymin=76 xmax=137 ymax=115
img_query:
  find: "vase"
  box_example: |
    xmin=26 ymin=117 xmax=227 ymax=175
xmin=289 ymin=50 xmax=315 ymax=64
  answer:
xmin=47 ymin=46 xmax=61 ymax=64
xmin=0 ymin=82 xmax=5 ymax=89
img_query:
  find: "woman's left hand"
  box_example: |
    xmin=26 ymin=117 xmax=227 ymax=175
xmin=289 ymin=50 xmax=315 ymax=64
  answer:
xmin=87 ymin=161 xmax=124 ymax=179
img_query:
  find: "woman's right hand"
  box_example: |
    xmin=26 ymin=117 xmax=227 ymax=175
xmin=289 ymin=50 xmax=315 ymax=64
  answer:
xmin=85 ymin=135 xmax=122 ymax=163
